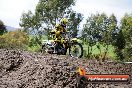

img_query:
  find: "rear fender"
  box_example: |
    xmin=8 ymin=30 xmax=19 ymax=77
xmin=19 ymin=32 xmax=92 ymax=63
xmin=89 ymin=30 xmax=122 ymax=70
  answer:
xmin=42 ymin=40 xmax=54 ymax=45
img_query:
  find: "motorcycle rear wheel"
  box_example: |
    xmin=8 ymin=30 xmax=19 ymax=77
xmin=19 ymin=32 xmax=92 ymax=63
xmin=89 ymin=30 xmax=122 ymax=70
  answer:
xmin=41 ymin=44 xmax=54 ymax=54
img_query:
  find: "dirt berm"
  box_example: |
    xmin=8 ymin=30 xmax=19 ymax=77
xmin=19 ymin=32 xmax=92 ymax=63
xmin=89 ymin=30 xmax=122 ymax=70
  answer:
xmin=0 ymin=49 xmax=132 ymax=88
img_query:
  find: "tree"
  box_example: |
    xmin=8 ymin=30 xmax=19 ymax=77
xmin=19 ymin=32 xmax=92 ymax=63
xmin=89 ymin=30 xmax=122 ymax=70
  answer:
xmin=114 ymin=30 xmax=126 ymax=61
xmin=101 ymin=14 xmax=118 ymax=60
xmin=35 ymin=0 xmax=75 ymax=25
xmin=67 ymin=10 xmax=83 ymax=38
xmin=120 ymin=13 xmax=132 ymax=61
xmin=81 ymin=14 xmax=98 ymax=58
xmin=0 ymin=20 xmax=7 ymax=35
xmin=120 ymin=13 xmax=132 ymax=43
xmin=81 ymin=13 xmax=118 ymax=60
xmin=20 ymin=0 xmax=83 ymax=40
xmin=20 ymin=11 xmax=41 ymax=34
xmin=32 ymin=0 xmax=75 ymax=38
xmin=109 ymin=14 xmax=118 ymax=44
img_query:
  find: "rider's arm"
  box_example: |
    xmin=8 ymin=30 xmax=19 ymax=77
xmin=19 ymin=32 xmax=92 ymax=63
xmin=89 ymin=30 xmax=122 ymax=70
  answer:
xmin=50 ymin=29 xmax=56 ymax=34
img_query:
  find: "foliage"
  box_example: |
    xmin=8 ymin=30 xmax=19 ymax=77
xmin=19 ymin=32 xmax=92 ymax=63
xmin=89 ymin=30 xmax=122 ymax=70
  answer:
xmin=0 ymin=20 xmax=7 ymax=35
xmin=18 ymin=1 xmax=132 ymax=61
xmin=67 ymin=10 xmax=83 ymax=38
xmin=113 ymin=30 xmax=126 ymax=61
xmin=35 ymin=0 xmax=75 ymax=26
xmin=81 ymin=13 xmax=132 ymax=61
xmin=114 ymin=30 xmax=126 ymax=50
xmin=19 ymin=11 xmax=41 ymax=34
xmin=20 ymin=0 xmax=83 ymax=40
xmin=28 ymin=43 xmax=41 ymax=52
xmin=81 ymin=13 xmax=118 ymax=59
xmin=120 ymin=13 xmax=132 ymax=61
xmin=81 ymin=14 xmax=98 ymax=57
xmin=0 ymin=29 xmax=29 ymax=49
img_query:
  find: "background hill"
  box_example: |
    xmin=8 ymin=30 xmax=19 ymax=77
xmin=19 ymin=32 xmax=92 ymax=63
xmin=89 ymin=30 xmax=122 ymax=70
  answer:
xmin=6 ymin=25 xmax=16 ymax=31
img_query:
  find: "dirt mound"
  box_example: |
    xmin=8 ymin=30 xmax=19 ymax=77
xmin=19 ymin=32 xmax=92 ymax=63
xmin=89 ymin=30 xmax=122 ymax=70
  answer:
xmin=0 ymin=49 xmax=132 ymax=88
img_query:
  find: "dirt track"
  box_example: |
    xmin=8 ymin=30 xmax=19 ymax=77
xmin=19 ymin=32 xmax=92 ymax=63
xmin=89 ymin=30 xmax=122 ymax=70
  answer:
xmin=0 ymin=49 xmax=132 ymax=88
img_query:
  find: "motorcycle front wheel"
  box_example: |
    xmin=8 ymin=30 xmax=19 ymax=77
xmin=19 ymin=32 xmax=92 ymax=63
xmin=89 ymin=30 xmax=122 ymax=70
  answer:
xmin=69 ymin=43 xmax=83 ymax=58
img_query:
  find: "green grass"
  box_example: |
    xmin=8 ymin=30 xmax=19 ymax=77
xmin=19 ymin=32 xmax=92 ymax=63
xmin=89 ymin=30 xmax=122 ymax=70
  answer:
xmin=83 ymin=43 xmax=116 ymax=59
xmin=27 ymin=35 xmax=116 ymax=59
xmin=27 ymin=44 xmax=41 ymax=52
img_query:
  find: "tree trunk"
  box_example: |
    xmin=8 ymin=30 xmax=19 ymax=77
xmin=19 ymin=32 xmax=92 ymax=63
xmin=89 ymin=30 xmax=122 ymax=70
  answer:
xmin=87 ymin=42 xmax=90 ymax=58
xmin=102 ymin=44 xmax=109 ymax=62
xmin=98 ymin=43 xmax=101 ymax=55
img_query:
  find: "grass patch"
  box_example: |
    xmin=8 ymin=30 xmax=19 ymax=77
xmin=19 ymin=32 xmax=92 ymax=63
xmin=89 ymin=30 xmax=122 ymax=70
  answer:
xmin=27 ymin=44 xmax=41 ymax=52
xmin=83 ymin=43 xmax=116 ymax=59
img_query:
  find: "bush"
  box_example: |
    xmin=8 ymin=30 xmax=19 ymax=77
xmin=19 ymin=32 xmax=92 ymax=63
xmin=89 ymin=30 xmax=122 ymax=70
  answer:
xmin=0 ymin=29 xmax=29 ymax=49
xmin=27 ymin=44 xmax=41 ymax=52
xmin=0 ymin=20 xmax=7 ymax=35
xmin=124 ymin=45 xmax=132 ymax=61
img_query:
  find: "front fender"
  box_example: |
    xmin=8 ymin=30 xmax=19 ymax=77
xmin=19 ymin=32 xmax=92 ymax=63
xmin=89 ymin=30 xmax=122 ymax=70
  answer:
xmin=71 ymin=38 xmax=83 ymax=43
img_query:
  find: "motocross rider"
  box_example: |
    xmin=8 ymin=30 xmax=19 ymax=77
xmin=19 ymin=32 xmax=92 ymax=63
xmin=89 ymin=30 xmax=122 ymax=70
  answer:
xmin=50 ymin=18 xmax=68 ymax=53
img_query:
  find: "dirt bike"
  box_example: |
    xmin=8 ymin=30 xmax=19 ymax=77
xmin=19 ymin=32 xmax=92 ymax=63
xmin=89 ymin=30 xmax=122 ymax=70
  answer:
xmin=41 ymin=32 xmax=83 ymax=58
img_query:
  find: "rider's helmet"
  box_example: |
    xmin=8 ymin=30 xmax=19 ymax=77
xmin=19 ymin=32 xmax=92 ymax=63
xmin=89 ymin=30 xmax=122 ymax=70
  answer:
xmin=60 ymin=18 xmax=68 ymax=26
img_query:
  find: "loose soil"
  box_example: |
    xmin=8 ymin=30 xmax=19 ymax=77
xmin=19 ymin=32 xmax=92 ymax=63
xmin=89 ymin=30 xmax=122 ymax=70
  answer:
xmin=0 ymin=49 xmax=132 ymax=88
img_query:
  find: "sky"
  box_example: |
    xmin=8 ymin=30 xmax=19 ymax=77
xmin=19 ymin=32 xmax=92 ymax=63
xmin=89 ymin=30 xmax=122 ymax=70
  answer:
xmin=0 ymin=0 xmax=132 ymax=28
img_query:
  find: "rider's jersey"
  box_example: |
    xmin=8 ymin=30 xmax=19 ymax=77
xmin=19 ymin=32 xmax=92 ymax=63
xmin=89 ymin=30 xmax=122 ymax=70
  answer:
xmin=50 ymin=23 xmax=67 ymax=43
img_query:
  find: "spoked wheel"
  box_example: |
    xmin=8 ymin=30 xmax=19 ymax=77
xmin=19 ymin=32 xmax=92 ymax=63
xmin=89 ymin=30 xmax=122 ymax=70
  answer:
xmin=41 ymin=44 xmax=53 ymax=54
xmin=41 ymin=44 xmax=47 ymax=53
xmin=69 ymin=43 xmax=83 ymax=58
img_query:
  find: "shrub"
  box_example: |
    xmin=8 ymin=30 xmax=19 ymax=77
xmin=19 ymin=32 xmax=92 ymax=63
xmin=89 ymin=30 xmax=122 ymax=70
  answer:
xmin=0 ymin=29 xmax=29 ymax=49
